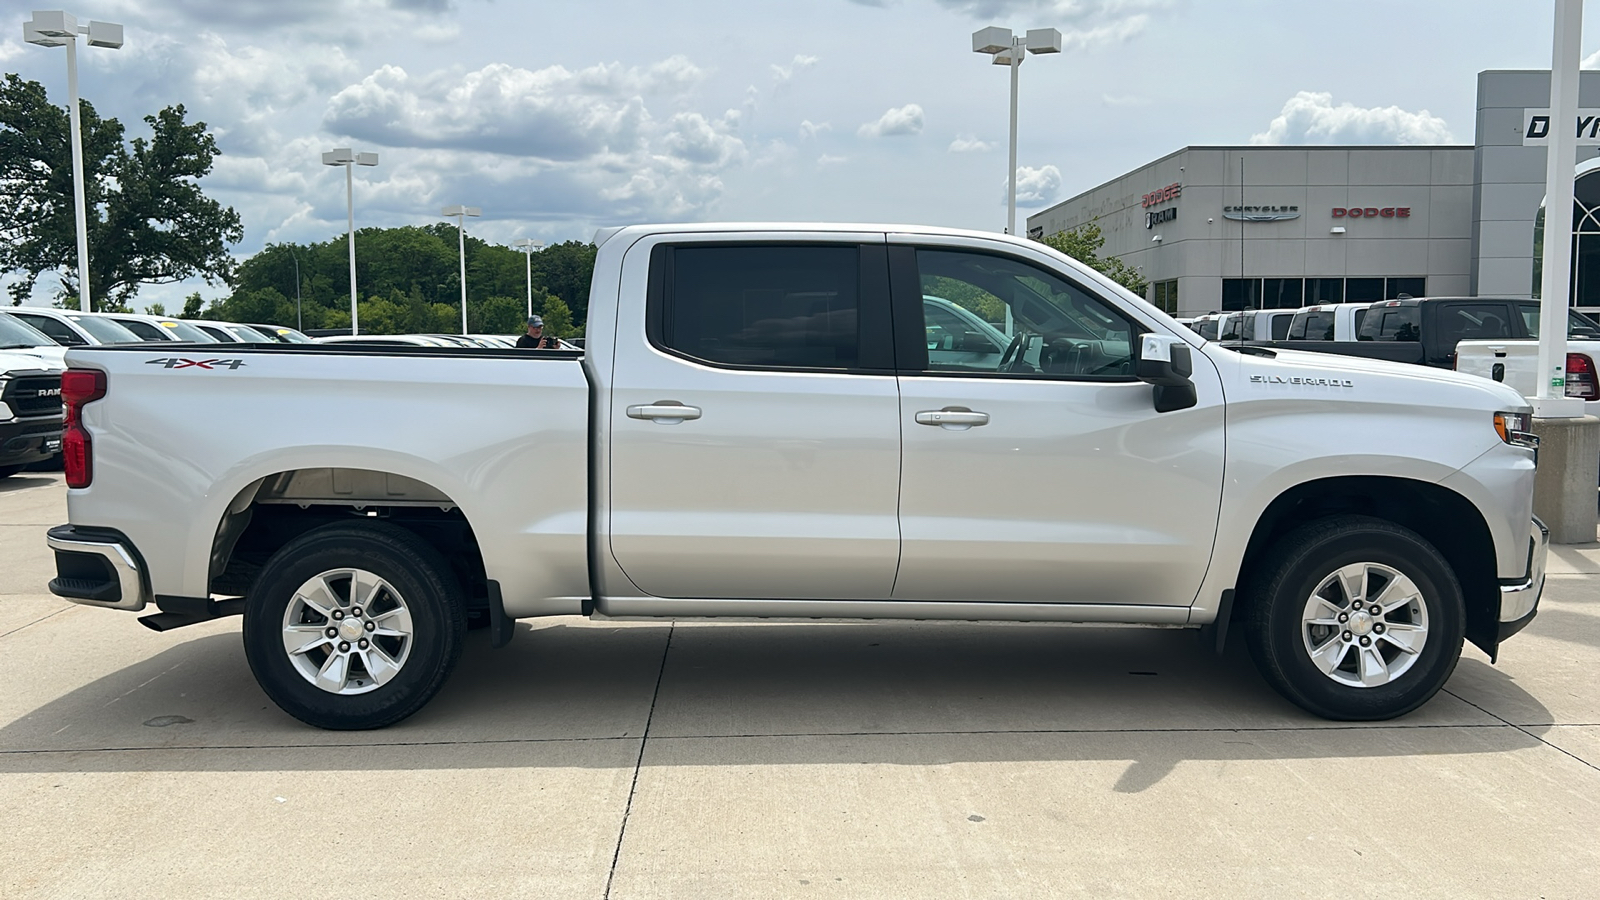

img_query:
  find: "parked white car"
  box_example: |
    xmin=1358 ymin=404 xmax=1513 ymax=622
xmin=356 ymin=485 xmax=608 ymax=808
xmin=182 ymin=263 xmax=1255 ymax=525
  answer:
xmin=7 ymin=308 xmax=142 ymax=349
xmin=49 ymin=222 xmax=1546 ymax=730
xmin=100 ymin=313 xmax=218 ymax=343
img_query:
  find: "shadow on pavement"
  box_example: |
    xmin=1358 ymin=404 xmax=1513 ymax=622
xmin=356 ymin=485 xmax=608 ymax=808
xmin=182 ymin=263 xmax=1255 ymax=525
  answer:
xmin=0 ymin=617 xmax=1556 ymax=781
xmin=0 ymin=475 xmax=58 ymax=495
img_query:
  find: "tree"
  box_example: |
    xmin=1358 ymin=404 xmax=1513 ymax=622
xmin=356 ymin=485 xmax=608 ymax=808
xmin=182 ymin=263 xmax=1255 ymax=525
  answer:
xmin=0 ymin=75 xmax=242 ymax=309
xmin=180 ymin=292 xmax=205 ymax=319
xmin=1035 ymin=222 xmax=1148 ymax=297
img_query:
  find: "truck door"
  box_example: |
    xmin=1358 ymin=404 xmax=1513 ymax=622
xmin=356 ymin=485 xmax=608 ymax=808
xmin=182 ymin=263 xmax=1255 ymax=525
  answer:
xmin=887 ymin=237 xmax=1224 ymax=608
xmin=607 ymin=236 xmax=903 ymax=600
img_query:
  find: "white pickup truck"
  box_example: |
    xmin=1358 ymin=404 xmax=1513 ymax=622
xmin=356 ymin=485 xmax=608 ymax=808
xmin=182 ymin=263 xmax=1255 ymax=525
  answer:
xmin=47 ymin=224 xmax=1547 ymax=729
xmin=1455 ymin=309 xmax=1600 ymax=410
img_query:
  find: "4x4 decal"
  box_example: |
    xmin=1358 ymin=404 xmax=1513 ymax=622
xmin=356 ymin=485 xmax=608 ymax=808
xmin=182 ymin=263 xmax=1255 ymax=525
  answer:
xmin=145 ymin=357 xmax=248 ymax=370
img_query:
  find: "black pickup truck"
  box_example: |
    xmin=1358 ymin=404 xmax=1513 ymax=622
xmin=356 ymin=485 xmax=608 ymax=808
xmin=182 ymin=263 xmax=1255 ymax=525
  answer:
xmin=1237 ymin=296 xmax=1600 ymax=368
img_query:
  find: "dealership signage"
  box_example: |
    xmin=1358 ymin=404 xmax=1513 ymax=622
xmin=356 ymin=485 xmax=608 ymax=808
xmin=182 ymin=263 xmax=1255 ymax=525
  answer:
xmin=1522 ymin=108 xmax=1600 ymax=145
xmin=1223 ymin=204 xmax=1299 ymax=222
xmin=1142 ymin=183 xmax=1182 ymax=207
xmin=1332 ymin=206 xmax=1410 ymax=218
xmin=1146 ymin=207 xmax=1177 ymax=229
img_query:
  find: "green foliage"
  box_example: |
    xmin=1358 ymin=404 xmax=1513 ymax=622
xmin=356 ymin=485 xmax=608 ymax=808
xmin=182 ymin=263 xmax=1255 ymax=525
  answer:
xmin=0 ymin=75 xmax=241 ymax=309
xmin=1035 ymin=222 xmax=1148 ymax=297
xmin=921 ymin=275 xmax=1007 ymax=324
xmin=145 ymin=302 xmax=166 ymax=316
xmin=214 ymin=226 xmax=597 ymax=336
xmin=180 ymin=292 xmax=204 ymax=319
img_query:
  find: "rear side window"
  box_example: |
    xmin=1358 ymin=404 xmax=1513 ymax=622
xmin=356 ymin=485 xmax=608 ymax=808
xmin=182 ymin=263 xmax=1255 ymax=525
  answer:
xmin=1219 ymin=314 xmax=1242 ymax=341
xmin=14 ymin=314 xmax=85 ymax=346
xmin=1270 ymin=314 xmax=1291 ymax=340
xmin=655 ymin=245 xmax=861 ymax=369
xmin=117 ymin=319 xmax=168 ymax=341
xmin=1433 ymin=303 xmax=1513 ymax=346
xmin=1293 ymin=311 xmax=1334 ymax=341
xmin=1361 ymin=307 xmax=1421 ymax=342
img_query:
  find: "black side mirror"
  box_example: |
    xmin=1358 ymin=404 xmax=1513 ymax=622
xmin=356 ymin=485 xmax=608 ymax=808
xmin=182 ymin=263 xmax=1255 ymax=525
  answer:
xmin=1136 ymin=333 xmax=1198 ymax=413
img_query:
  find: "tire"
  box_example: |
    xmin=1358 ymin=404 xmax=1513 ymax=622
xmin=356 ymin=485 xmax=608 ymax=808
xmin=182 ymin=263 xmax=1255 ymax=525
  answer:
xmin=0 ymin=465 xmax=22 ymax=479
xmin=1244 ymin=515 xmax=1465 ymax=721
xmin=242 ymin=521 xmax=466 ymax=730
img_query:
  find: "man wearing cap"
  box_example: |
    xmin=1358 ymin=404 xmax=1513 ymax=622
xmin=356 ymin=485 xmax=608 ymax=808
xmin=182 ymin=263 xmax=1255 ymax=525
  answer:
xmin=516 ymin=315 xmax=559 ymax=349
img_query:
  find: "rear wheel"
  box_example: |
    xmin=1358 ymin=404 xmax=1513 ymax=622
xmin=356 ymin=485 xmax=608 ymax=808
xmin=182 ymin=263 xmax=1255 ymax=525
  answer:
xmin=243 ymin=522 xmax=466 ymax=730
xmin=1244 ymin=515 xmax=1465 ymax=720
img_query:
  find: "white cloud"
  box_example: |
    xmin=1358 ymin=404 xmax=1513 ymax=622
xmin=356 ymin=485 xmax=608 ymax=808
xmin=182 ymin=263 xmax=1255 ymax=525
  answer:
xmin=1250 ymin=91 xmax=1454 ymax=145
xmin=0 ymin=38 xmax=24 ymax=63
xmin=772 ymin=55 xmax=820 ymax=84
xmin=1101 ymin=93 xmax=1151 ymax=107
xmin=1584 ymin=48 xmax=1600 ymax=68
xmin=858 ymin=103 xmax=924 ymax=137
xmin=799 ymin=120 xmax=831 ymax=139
xmin=817 ymin=154 xmax=848 ymax=166
xmin=893 ymin=0 xmax=1169 ymax=48
xmin=1012 ymin=165 xmax=1061 ymax=206
xmin=948 ymin=134 xmax=996 ymax=152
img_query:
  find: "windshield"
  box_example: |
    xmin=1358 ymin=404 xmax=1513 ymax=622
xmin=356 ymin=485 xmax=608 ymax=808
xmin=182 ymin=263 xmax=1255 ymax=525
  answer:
xmin=66 ymin=314 xmax=142 ymax=344
xmin=0 ymin=313 xmax=54 ymax=348
xmin=254 ymin=325 xmax=313 ymax=343
xmin=224 ymin=324 xmax=272 ymax=342
xmin=157 ymin=319 xmax=219 ymax=342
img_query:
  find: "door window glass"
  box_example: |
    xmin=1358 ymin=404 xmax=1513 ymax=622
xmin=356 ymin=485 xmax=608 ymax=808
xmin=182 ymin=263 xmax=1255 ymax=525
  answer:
xmin=661 ymin=246 xmax=860 ymax=369
xmin=1434 ymin=303 xmax=1513 ymax=346
xmin=1270 ymin=313 xmax=1292 ymax=340
xmin=115 ymin=319 xmax=168 ymax=341
xmin=914 ymin=249 xmax=1135 ymax=379
xmin=1361 ymin=307 xmax=1421 ymax=342
xmin=13 ymin=314 xmax=85 ymax=346
xmin=1219 ymin=314 xmax=1242 ymax=341
xmin=1516 ymin=303 xmax=1600 ymax=338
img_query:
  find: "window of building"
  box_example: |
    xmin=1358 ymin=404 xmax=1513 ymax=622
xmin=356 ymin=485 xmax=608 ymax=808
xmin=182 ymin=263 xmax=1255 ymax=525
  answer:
xmin=1305 ymin=278 xmax=1344 ymax=304
xmin=659 ymin=245 xmax=861 ymax=369
xmin=1385 ymin=277 xmax=1426 ymax=299
xmin=1221 ymin=278 xmax=1261 ymax=311
xmin=1151 ymin=279 xmax=1179 ymax=315
xmin=1345 ymin=278 xmax=1385 ymax=303
xmin=1261 ymin=278 xmax=1304 ymax=309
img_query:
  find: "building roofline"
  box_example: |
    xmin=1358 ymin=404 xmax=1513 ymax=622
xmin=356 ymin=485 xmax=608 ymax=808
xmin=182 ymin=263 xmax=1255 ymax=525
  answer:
xmin=1030 ymin=144 xmax=1473 ymax=219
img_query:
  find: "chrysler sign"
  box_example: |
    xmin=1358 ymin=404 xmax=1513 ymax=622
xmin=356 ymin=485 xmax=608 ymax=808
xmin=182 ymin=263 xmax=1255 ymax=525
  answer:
xmin=1223 ymin=205 xmax=1299 ymax=222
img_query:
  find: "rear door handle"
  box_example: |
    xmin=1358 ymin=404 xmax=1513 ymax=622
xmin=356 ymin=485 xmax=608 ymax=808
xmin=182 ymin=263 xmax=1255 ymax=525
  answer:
xmin=915 ymin=408 xmax=989 ymax=428
xmin=626 ymin=402 xmax=702 ymax=422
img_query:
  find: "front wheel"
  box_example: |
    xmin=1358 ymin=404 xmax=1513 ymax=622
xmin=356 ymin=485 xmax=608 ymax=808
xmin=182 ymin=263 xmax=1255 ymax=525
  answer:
xmin=243 ymin=522 xmax=466 ymax=730
xmin=1244 ymin=515 xmax=1465 ymax=720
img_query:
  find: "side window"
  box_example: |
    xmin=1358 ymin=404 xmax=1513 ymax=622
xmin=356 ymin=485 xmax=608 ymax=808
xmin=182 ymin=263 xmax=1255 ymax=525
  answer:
xmin=118 ymin=320 xmax=167 ymax=341
xmin=657 ymin=245 xmax=860 ymax=369
xmin=15 ymin=315 xmax=85 ymax=346
xmin=914 ymin=248 xmax=1135 ymax=379
xmin=1434 ymin=303 xmax=1512 ymax=347
xmin=1287 ymin=313 xmax=1309 ymax=340
xmin=1219 ymin=314 xmax=1242 ymax=341
xmin=1353 ymin=308 xmax=1369 ymax=335
xmin=1368 ymin=309 xmax=1421 ymax=342
xmin=1270 ymin=314 xmax=1292 ymax=340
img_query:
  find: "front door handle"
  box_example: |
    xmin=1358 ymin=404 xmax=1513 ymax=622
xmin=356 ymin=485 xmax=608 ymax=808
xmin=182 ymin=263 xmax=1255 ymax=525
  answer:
xmin=915 ymin=408 xmax=989 ymax=428
xmin=627 ymin=402 xmax=702 ymax=423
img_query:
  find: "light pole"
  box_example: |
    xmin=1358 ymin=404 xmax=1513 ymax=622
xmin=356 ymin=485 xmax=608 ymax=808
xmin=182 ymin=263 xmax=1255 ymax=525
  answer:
xmin=513 ymin=238 xmax=543 ymax=319
xmin=442 ymin=205 xmax=481 ymax=334
xmin=322 ymin=148 xmax=378 ymax=334
xmin=286 ymin=246 xmax=303 ymax=332
xmin=24 ymin=11 xmax=123 ymax=312
xmin=972 ymin=25 xmax=1060 ymax=236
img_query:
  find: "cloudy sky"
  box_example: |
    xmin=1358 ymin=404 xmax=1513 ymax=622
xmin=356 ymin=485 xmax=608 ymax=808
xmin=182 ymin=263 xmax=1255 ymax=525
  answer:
xmin=1 ymin=0 xmax=1595 ymax=307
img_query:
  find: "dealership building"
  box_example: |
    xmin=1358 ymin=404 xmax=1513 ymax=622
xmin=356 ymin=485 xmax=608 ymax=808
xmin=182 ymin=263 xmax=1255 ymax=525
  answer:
xmin=1026 ymin=70 xmax=1600 ymax=317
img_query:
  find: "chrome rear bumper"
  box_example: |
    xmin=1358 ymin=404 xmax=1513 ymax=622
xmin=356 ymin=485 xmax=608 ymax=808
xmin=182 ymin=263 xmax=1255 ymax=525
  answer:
xmin=46 ymin=524 xmax=149 ymax=612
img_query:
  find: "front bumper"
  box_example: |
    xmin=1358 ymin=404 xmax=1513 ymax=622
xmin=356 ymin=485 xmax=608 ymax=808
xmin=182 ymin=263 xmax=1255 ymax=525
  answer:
xmin=0 ymin=417 xmax=62 ymax=466
xmin=1497 ymin=517 xmax=1549 ymax=642
xmin=46 ymin=524 xmax=149 ymax=611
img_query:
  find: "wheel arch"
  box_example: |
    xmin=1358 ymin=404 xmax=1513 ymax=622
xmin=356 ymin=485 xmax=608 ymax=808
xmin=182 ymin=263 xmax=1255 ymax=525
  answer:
xmin=1234 ymin=475 xmax=1500 ymax=658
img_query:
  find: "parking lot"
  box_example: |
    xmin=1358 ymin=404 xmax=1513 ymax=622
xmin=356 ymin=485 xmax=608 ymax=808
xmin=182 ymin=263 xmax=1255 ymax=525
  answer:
xmin=1 ymin=471 xmax=1597 ymax=898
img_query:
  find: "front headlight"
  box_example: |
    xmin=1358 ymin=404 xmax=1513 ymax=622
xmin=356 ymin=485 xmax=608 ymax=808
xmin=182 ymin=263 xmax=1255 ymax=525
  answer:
xmin=1494 ymin=411 xmax=1539 ymax=450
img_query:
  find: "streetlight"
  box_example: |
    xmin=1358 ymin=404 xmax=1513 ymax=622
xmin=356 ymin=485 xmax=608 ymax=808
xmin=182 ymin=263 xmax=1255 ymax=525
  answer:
xmin=286 ymin=246 xmax=303 ymax=332
xmin=513 ymin=238 xmax=543 ymax=319
xmin=442 ymin=205 xmax=481 ymax=334
xmin=322 ymin=148 xmax=378 ymax=334
xmin=24 ymin=11 xmax=123 ymax=312
xmin=972 ymin=25 xmax=1061 ymax=237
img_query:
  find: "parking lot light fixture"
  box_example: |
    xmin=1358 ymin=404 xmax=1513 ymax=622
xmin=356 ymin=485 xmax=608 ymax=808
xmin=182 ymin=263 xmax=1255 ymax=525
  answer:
xmin=972 ymin=25 xmax=1061 ymax=237
xmin=24 ymin=11 xmax=124 ymax=312
xmin=442 ymin=206 xmax=482 ymax=334
xmin=513 ymin=238 xmax=543 ymax=318
xmin=322 ymin=148 xmax=379 ymax=334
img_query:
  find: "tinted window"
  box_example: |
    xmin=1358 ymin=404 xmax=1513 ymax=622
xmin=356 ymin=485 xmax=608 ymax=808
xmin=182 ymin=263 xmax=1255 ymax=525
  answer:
xmin=1270 ymin=313 xmax=1291 ymax=340
xmin=1387 ymin=277 xmax=1426 ymax=299
xmin=1292 ymin=311 xmax=1334 ymax=341
xmin=661 ymin=246 xmax=860 ymax=369
xmin=1353 ymin=308 xmax=1369 ymax=334
xmin=1219 ymin=314 xmax=1242 ymax=341
xmin=1434 ymin=303 xmax=1513 ymax=346
xmin=1516 ymin=303 xmax=1600 ymax=338
xmin=913 ymin=249 xmax=1136 ymax=379
xmin=14 ymin=314 xmax=86 ymax=346
xmin=198 ymin=325 xmax=235 ymax=341
xmin=1361 ymin=308 xmax=1421 ymax=342
xmin=1346 ymin=278 xmax=1385 ymax=303
xmin=116 ymin=319 xmax=169 ymax=341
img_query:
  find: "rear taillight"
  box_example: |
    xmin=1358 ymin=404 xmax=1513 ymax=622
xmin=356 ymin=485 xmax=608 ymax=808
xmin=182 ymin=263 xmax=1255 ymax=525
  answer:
xmin=61 ymin=368 xmax=106 ymax=489
xmin=1566 ymin=353 xmax=1598 ymax=400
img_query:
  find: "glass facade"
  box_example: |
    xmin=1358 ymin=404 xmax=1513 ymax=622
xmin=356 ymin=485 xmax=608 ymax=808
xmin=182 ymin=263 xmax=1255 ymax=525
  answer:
xmin=1221 ymin=277 xmax=1424 ymax=311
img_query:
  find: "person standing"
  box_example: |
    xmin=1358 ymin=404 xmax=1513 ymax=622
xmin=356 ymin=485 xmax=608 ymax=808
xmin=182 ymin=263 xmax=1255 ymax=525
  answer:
xmin=516 ymin=315 xmax=559 ymax=349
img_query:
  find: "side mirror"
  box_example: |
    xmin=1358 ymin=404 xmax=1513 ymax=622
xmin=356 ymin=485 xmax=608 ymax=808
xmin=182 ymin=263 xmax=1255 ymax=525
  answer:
xmin=1136 ymin=333 xmax=1198 ymax=413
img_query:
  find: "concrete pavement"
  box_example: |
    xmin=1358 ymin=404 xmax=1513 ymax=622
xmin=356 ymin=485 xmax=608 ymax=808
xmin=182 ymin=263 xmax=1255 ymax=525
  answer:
xmin=2 ymin=472 xmax=1597 ymax=898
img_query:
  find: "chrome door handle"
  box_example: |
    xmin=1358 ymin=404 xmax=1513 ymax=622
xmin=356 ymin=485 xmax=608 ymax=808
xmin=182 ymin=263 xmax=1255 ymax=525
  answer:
xmin=915 ymin=408 xmax=989 ymax=427
xmin=626 ymin=402 xmax=702 ymax=422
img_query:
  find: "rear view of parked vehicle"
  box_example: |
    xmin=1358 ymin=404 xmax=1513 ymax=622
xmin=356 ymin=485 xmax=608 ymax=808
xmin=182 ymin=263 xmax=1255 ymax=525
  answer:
xmin=0 ymin=351 xmax=63 ymax=479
